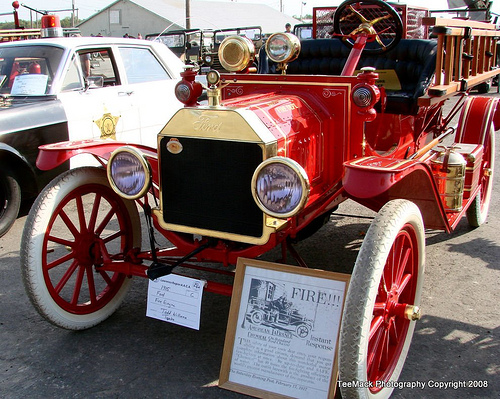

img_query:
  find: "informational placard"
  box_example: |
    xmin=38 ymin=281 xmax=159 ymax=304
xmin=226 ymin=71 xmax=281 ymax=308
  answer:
xmin=11 ymin=74 xmax=48 ymax=95
xmin=146 ymin=274 xmax=204 ymax=330
xmin=219 ymin=258 xmax=350 ymax=399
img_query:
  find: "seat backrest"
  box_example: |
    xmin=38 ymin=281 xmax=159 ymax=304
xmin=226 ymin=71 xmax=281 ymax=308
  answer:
xmin=259 ymin=38 xmax=438 ymax=114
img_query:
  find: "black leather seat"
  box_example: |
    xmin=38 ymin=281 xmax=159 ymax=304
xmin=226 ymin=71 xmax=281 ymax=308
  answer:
xmin=259 ymin=38 xmax=438 ymax=115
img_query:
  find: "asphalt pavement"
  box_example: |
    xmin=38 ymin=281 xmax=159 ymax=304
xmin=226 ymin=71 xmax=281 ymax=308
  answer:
xmin=1 ymin=98 xmax=499 ymax=398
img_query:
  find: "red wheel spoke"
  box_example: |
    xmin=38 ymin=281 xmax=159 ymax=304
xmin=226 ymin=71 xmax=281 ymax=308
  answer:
xmin=389 ymin=318 xmax=399 ymax=344
xmin=75 ymin=195 xmax=88 ymax=233
xmin=58 ymin=209 xmax=80 ymax=238
xmin=47 ymin=234 xmax=74 ymax=248
xmin=95 ymin=207 xmax=117 ymax=235
xmin=369 ymin=327 xmax=389 ymax=380
xmin=396 ymin=273 xmax=412 ymax=296
xmin=86 ymin=266 xmax=97 ymax=305
xmin=103 ymin=230 xmax=124 ymax=244
xmin=369 ymin=315 xmax=384 ymax=340
xmin=98 ymin=269 xmax=113 ymax=286
xmin=47 ymin=251 xmax=76 ymax=270
xmin=53 ymin=259 xmax=79 ymax=293
xmin=70 ymin=265 xmax=85 ymax=305
xmin=368 ymin=323 xmax=385 ymax=376
xmin=394 ymin=245 xmax=411 ymax=285
xmin=88 ymin=193 xmax=102 ymax=233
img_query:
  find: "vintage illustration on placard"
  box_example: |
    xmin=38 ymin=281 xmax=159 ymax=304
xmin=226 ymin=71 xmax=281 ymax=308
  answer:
xmin=243 ymin=279 xmax=315 ymax=339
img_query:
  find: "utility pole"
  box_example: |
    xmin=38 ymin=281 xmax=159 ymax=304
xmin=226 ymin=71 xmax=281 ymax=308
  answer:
xmin=186 ymin=0 xmax=191 ymax=29
xmin=72 ymin=0 xmax=75 ymax=27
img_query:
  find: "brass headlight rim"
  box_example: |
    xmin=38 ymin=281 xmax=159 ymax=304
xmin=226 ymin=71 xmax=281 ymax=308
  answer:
xmin=218 ymin=35 xmax=255 ymax=72
xmin=107 ymin=146 xmax=152 ymax=200
xmin=264 ymin=32 xmax=301 ymax=64
xmin=251 ymin=156 xmax=310 ymax=219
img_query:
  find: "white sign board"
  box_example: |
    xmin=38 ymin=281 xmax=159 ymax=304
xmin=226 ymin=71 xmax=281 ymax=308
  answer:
xmin=220 ymin=258 xmax=350 ymax=399
xmin=146 ymin=274 xmax=204 ymax=330
xmin=11 ymin=74 xmax=48 ymax=95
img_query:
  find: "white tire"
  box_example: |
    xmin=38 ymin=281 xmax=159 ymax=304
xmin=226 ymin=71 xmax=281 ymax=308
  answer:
xmin=339 ymin=200 xmax=425 ymax=399
xmin=467 ymin=128 xmax=495 ymax=227
xmin=21 ymin=167 xmax=141 ymax=330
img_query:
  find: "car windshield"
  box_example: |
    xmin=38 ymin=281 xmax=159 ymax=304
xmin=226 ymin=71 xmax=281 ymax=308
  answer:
xmin=0 ymin=45 xmax=64 ymax=96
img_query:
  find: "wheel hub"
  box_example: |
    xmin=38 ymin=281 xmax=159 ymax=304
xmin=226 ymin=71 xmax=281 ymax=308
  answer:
xmin=74 ymin=233 xmax=101 ymax=266
xmin=384 ymin=288 xmax=421 ymax=322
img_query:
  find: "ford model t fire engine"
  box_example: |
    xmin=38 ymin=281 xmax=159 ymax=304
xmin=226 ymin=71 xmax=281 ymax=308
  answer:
xmin=20 ymin=1 xmax=499 ymax=398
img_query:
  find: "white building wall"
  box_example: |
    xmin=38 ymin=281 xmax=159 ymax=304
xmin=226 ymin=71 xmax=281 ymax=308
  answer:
xmin=79 ymin=1 xmax=182 ymax=37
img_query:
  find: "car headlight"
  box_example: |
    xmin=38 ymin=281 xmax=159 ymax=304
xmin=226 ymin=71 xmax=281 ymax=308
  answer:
xmin=265 ymin=32 xmax=301 ymax=64
xmin=252 ymin=157 xmax=310 ymax=218
xmin=203 ymin=54 xmax=213 ymax=65
xmin=107 ymin=146 xmax=151 ymax=200
xmin=218 ymin=35 xmax=255 ymax=72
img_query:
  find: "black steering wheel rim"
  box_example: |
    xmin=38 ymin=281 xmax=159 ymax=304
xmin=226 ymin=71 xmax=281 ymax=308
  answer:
xmin=333 ymin=0 xmax=403 ymax=54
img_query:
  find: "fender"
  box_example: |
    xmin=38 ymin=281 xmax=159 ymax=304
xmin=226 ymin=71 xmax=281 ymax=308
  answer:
xmin=37 ymin=139 xmax=159 ymax=180
xmin=456 ymin=96 xmax=499 ymax=145
xmin=343 ymin=157 xmax=451 ymax=231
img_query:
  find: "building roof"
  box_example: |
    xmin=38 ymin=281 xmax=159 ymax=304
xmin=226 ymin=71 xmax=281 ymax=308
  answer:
xmin=83 ymin=0 xmax=301 ymax=34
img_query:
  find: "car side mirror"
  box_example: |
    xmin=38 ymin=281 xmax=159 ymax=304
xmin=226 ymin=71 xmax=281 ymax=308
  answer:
xmin=85 ymin=76 xmax=104 ymax=89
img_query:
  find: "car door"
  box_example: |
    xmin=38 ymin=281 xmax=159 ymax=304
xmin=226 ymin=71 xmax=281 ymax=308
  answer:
xmin=115 ymin=44 xmax=183 ymax=148
xmin=58 ymin=47 xmax=137 ymax=144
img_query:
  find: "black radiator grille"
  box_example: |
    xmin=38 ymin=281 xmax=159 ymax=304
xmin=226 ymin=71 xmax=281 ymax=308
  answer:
xmin=160 ymin=136 xmax=264 ymax=238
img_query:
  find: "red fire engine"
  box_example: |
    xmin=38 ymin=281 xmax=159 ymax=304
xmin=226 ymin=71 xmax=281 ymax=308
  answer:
xmin=19 ymin=1 xmax=500 ymax=397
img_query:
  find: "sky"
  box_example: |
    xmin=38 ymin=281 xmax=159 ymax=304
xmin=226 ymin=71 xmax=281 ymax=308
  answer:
xmin=1 ymin=0 xmax=500 ymax=23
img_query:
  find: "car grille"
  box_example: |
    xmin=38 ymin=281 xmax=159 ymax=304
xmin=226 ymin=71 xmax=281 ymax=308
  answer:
xmin=159 ymin=136 xmax=264 ymax=238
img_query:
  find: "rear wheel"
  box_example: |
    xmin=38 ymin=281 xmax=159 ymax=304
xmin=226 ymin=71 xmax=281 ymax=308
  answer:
xmin=21 ymin=167 xmax=141 ymax=330
xmin=0 ymin=169 xmax=21 ymax=237
xmin=339 ymin=200 xmax=425 ymax=399
xmin=467 ymin=128 xmax=495 ymax=227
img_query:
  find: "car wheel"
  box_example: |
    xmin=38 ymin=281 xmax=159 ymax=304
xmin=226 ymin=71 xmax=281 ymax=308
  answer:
xmin=339 ymin=200 xmax=425 ymax=399
xmin=250 ymin=310 xmax=265 ymax=325
xmin=0 ymin=169 xmax=22 ymax=238
xmin=467 ymin=128 xmax=495 ymax=227
xmin=21 ymin=167 xmax=141 ymax=330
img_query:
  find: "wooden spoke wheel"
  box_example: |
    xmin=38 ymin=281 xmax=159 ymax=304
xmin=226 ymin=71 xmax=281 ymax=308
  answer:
xmin=21 ymin=167 xmax=141 ymax=330
xmin=339 ymin=200 xmax=425 ymax=399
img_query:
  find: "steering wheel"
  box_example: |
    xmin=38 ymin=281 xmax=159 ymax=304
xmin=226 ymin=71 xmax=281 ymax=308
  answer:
xmin=333 ymin=0 xmax=403 ymax=54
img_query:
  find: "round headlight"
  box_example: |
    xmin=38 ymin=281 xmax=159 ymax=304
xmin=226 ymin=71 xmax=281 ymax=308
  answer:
xmin=252 ymin=157 xmax=310 ymax=218
xmin=204 ymin=54 xmax=213 ymax=64
xmin=265 ymin=33 xmax=301 ymax=64
xmin=218 ymin=35 xmax=255 ymax=72
xmin=107 ymin=146 xmax=151 ymax=200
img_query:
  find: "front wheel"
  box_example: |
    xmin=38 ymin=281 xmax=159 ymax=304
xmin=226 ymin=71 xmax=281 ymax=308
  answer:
xmin=21 ymin=167 xmax=142 ymax=330
xmin=339 ymin=200 xmax=425 ymax=399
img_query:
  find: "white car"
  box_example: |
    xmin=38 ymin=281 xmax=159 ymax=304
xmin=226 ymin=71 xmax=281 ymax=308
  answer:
xmin=0 ymin=36 xmax=184 ymax=236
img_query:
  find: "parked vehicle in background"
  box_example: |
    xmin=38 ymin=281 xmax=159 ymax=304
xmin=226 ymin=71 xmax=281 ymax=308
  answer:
xmin=0 ymin=36 xmax=184 ymax=237
xmin=145 ymin=28 xmax=207 ymax=63
xmin=19 ymin=0 xmax=500 ymax=398
xmin=147 ymin=26 xmax=262 ymax=73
